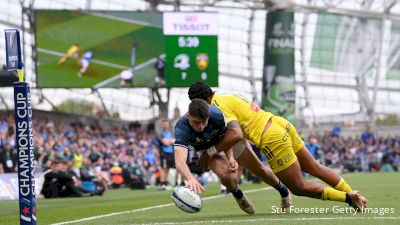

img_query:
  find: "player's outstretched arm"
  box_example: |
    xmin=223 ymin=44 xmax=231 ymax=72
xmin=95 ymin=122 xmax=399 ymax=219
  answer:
xmin=174 ymin=146 xmax=205 ymax=193
xmin=215 ymin=121 xmax=243 ymax=152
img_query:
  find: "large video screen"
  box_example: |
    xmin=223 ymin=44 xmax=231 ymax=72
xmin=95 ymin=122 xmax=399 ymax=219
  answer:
xmin=35 ymin=10 xmax=165 ymax=88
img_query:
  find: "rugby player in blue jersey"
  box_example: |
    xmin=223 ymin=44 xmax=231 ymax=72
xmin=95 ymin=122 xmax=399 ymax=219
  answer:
xmin=174 ymin=99 xmax=291 ymax=214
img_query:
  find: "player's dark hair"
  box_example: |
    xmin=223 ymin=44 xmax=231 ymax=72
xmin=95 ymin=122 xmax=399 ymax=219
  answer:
xmin=188 ymin=99 xmax=209 ymax=120
xmin=188 ymin=81 xmax=213 ymax=101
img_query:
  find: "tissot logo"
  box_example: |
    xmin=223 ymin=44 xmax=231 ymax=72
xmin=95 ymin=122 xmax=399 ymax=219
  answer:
xmin=172 ymin=23 xmax=210 ymax=32
xmin=163 ymin=12 xmax=218 ymax=35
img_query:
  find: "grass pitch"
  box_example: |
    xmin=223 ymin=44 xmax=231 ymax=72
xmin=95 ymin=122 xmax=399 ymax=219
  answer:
xmin=0 ymin=173 xmax=399 ymax=225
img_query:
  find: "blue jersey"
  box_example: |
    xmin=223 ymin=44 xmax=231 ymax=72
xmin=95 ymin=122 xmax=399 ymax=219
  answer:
xmin=306 ymin=143 xmax=320 ymax=160
xmin=160 ymin=130 xmax=174 ymax=154
xmin=82 ymin=51 xmax=93 ymax=60
xmin=174 ymin=105 xmax=227 ymax=151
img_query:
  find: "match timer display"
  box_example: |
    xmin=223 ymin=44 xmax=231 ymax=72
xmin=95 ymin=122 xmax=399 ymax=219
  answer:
xmin=163 ymin=12 xmax=218 ymax=87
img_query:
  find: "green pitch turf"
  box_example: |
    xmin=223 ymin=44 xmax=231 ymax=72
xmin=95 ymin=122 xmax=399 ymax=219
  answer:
xmin=0 ymin=173 xmax=399 ymax=225
xmin=35 ymin=11 xmax=164 ymax=88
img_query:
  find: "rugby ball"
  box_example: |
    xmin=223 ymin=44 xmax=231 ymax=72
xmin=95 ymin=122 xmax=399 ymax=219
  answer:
xmin=171 ymin=186 xmax=202 ymax=213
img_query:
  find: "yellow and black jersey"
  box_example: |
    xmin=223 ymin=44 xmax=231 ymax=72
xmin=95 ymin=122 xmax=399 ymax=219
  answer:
xmin=210 ymin=92 xmax=274 ymax=147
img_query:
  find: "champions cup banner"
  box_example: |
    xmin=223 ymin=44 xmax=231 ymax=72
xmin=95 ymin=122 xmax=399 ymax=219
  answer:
xmin=6 ymin=28 xmax=37 ymax=225
xmin=14 ymin=83 xmax=37 ymax=225
xmin=5 ymin=29 xmax=23 ymax=70
xmin=262 ymin=11 xmax=296 ymax=124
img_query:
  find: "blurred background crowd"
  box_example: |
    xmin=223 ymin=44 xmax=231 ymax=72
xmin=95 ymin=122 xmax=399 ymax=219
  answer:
xmin=1 ymin=111 xmax=399 ymax=198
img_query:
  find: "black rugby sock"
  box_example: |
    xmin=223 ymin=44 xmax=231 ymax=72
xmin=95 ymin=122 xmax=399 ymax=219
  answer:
xmin=230 ymin=188 xmax=244 ymax=199
xmin=273 ymin=181 xmax=289 ymax=198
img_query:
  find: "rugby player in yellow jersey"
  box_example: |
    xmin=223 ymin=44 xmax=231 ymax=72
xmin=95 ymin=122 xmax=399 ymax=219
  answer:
xmin=58 ymin=44 xmax=82 ymax=65
xmin=188 ymin=81 xmax=367 ymax=212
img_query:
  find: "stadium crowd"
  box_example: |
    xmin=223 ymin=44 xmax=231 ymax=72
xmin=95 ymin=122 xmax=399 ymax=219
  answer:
xmin=0 ymin=112 xmax=399 ymax=197
xmin=307 ymin=131 xmax=400 ymax=172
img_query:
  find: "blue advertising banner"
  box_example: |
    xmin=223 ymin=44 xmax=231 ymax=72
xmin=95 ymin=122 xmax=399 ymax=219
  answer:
xmin=14 ymin=82 xmax=36 ymax=225
xmin=5 ymin=29 xmax=23 ymax=70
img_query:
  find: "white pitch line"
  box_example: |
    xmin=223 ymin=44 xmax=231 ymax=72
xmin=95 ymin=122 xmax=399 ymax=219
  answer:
xmin=130 ymin=216 xmax=400 ymax=225
xmin=38 ymin=48 xmax=129 ymax=70
xmin=38 ymin=47 xmax=165 ymax=88
xmin=50 ymin=187 xmax=272 ymax=225
xmin=92 ymin=53 xmax=165 ymax=89
xmin=86 ymin=12 xmax=162 ymax=28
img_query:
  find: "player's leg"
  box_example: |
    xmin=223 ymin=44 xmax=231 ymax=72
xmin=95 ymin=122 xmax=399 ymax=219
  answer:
xmin=296 ymin=147 xmax=352 ymax=192
xmin=164 ymin=153 xmax=175 ymax=189
xmin=58 ymin=57 xmax=66 ymax=65
xmin=208 ymin=156 xmax=236 ymax=189
xmin=120 ymin=79 xmax=126 ymax=87
xmin=233 ymin=140 xmax=289 ymax=193
xmin=59 ymin=50 xmax=75 ymax=65
xmin=275 ymin=157 xmax=366 ymax=211
xmin=208 ymin=155 xmax=255 ymax=214
xmin=266 ymin=116 xmax=367 ymax=211
xmin=284 ymin=116 xmax=354 ymax=193
xmin=235 ymin=141 xmax=281 ymax=188
xmin=78 ymin=59 xmax=89 ymax=76
xmin=234 ymin=140 xmax=291 ymax=211
xmin=159 ymin=153 xmax=168 ymax=190
xmin=275 ymin=158 xmax=325 ymax=198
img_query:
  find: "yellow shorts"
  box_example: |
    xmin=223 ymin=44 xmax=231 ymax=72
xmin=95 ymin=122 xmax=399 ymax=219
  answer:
xmin=259 ymin=116 xmax=304 ymax=173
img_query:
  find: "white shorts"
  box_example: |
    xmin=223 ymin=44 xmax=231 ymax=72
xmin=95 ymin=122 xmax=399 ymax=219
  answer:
xmin=120 ymin=70 xmax=133 ymax=80
xmin=197 ymin=139 xmax=249 ymax=159
xmin=81 ymin=59 xmax=90 ymax=69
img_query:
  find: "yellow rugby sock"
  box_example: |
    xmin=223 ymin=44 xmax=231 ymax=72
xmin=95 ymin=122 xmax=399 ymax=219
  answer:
xmin=334 ymin=178 xmax=352 ymax=192
xmin=321 ymin=187 xmax=346 ymax=202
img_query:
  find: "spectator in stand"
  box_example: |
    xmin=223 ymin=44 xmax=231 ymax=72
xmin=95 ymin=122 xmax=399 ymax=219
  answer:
xmin=42 ymin=159 xmax=89 ymax=198
xmin=361 ymin=127 xmax=376 ymax=145
xmin=306 ymin=135 xmax=321 ymax=162
xmin=122 ymin=156 xmax=146 ymax=189
xmin=158 ymin=119 xmax=175 ymax=190
xmin=0 ymin=141 xmax=17 ymax=173
xmin=110 ymin=162 xmax=124 ymax=188
xmin=72 ymin=146 xmax=84 ymax=178
xmin=80 ymin=158 xmax=106 ymax=195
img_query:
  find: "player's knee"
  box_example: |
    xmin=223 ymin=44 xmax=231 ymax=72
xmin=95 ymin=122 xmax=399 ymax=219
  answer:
xmin=289 ymin=183 xmax=307 ymax=196
xmin=305 ymin=162 xmax=323 ymax=175
xmin=218 ymin=172 xmax=233 ymax=183
xmin=251 ymin=164 xmax=268 ymax=177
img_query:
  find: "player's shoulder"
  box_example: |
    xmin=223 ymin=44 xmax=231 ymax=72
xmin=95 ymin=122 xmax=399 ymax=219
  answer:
xmin=209 ymin=105 xmax=225 ymax=120
xmin=208 ymin=104 xmax=222 ymax=115
xmin=175 ymin=114 xmax=190 ymax=131
xmin=214 ymin=92 xmax=242 ymax=101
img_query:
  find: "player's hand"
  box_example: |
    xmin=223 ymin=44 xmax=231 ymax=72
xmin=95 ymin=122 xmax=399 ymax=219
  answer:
xmin=228 ymin=158 xmax=238 ymax=173
xmin=185 ymin=178 xmax=205 ymax=194
xmin=197 ymin=153 xmax=211 ymax=172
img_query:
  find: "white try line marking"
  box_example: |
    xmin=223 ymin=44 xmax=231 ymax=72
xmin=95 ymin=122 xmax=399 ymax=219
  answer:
xmin=38 ymin=47 xmax=164 ymax=88
xmin=130 ymin=216 xmax=400 ymax=225
xmin=51 ymin=187 xmax=272 ymax=225
xmin=38 ymin=48 xmax=129 ymax=70
xmin=86 ymin=12 xmax=162 ymax=28
xmin=92 ymin=53 xmax=165 ymax=89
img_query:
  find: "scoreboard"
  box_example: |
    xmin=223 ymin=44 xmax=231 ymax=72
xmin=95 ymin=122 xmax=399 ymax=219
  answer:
xmin=163 ymin=12 xmax=218 ymax=87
